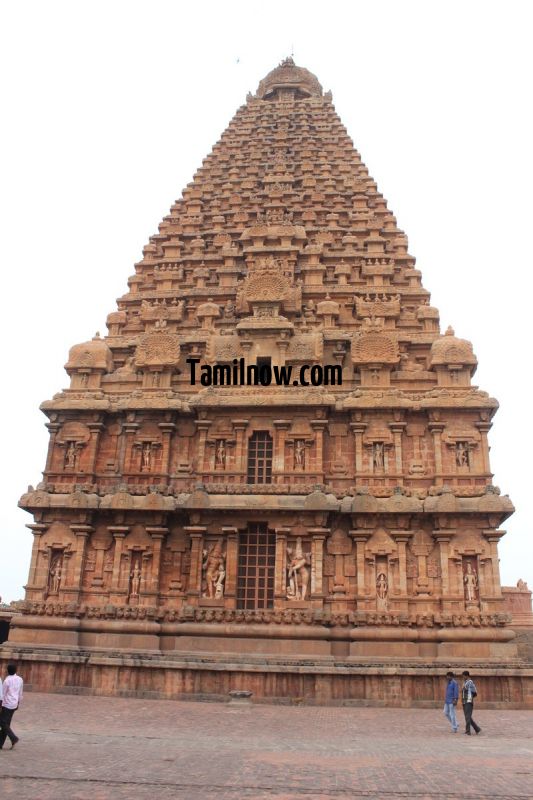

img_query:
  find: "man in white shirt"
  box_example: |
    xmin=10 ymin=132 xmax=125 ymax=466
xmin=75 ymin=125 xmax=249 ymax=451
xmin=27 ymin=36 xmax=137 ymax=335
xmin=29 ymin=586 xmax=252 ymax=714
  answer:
xmin=0 ymin=664 xmax=23 ymax=749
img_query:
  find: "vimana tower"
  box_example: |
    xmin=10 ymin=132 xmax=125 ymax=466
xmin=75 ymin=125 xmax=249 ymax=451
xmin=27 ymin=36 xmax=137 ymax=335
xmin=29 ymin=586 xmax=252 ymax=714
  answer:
xmin=5 ymin=59 xmax=530 ymax=705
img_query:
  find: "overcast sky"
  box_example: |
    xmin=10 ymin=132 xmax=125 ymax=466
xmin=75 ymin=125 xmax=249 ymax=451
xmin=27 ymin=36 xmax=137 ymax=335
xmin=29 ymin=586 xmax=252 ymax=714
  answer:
xmin=1 ymin=1 xmax=532 ymax=603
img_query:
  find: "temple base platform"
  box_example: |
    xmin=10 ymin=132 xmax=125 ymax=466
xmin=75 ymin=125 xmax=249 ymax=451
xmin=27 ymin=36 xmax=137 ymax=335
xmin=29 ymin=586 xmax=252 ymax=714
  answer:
xmin=2 ymin=615 xmax=532 ymax=708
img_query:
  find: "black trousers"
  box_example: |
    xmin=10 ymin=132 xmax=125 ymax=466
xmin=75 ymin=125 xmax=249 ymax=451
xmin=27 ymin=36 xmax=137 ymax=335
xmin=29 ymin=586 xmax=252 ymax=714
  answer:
xmin=463 ymin=702 xmax=480 ymax=733
xmin=0 ymin=706 xmax=17 ymax=748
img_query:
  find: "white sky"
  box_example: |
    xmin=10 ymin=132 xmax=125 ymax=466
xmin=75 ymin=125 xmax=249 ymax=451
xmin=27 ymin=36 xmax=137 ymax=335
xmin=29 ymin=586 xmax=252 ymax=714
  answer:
xmin=1 ymin=0 xmax=532 ymax=603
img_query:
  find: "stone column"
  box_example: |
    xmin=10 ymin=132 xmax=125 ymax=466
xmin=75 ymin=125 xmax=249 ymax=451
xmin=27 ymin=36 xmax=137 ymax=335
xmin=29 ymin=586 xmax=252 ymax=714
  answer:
xmin=108 ymin=526 xmax=130 ymax=592
xmin=273 ymin=421 xmax=291 ymax=482
xmin=350 ymin=422 xmax=367 ymax=477
xmin=146 ymin=526 xmax=168 ymax=597
xmin=484 ymin=531 xmax=504 ymax=597
xmin=194 ymin=420 xmax=211 ymax=473
xmin=222 ymin=526 xmax=238 ymax=602
xmin=232 ymin=419 xmax=249 ymax=480
xmin=310 ymin=419 xmax=328 ymax=480
xmin=25 ymin=523 xmax=48 ymax=590
xmin=476 ymin=422 xmax=492 ymax=475
xmin=391 ymin=533 xmax=410 ymax=596
xmin=308 ymin=528 xmax=328 ymax=598
xmin=274 ymin=528 xmax=290 ymax=600
xmin=69 ymin=524 xmax=94 ymax=595
xmin=122 ymin=418 xmax=139 ymax=473
xmin=434 ymin=533 xmax=453 ymax=598
xmin=389 ymin=423 xmax=406 ymax=482
xmin=86 ymin=420 xmax=104 ymax=479
xmin=44 ymin=422 xmax=61 ymax=473
xmin=184 ymin=526 xmax=206 ymax=599
xmin=428 ymin=423 xmax=445 ymax=485
xmin=350 ymin=530 xmax=371 ymax=601
xmin=158 ymin=421 xmax=176 ymax=477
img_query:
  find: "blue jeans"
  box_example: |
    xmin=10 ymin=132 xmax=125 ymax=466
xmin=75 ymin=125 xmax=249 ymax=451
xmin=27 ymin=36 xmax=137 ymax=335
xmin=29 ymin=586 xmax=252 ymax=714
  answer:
xmin=443 ymin=702 xmax=458 ymax=731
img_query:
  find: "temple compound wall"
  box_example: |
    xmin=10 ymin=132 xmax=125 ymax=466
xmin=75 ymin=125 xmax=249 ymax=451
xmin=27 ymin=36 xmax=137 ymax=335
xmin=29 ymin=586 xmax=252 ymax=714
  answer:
xmin=3 ymin=59 xmax=531 ymax=706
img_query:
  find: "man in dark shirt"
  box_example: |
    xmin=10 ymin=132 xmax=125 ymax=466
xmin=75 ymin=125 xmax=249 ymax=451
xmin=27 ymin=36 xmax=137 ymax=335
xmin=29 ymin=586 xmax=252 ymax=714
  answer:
xmin=461 ymin=670 xmax=481 ymax=735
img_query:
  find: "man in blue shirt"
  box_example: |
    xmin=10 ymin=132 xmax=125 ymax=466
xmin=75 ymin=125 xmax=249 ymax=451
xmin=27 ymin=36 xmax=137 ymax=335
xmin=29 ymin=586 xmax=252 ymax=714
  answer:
xmin=443 ymin=671 xmax=459 ymax=732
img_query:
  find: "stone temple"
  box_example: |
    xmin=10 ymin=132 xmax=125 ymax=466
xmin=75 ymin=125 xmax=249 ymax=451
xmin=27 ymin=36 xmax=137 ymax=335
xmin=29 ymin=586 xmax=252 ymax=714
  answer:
xmin=4 ymin=59 xmax=532 ymax=705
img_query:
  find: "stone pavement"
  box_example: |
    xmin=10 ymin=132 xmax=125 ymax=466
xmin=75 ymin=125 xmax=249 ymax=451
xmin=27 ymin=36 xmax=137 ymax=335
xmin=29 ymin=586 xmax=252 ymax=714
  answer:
xmin=0 ymin=693 xmax=532 ymax=800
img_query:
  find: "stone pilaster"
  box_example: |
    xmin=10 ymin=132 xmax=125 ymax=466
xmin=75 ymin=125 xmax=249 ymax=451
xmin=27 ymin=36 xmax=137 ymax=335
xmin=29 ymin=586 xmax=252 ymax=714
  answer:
xmin=194 ymin=420 xmax=211 ymax=473
xmin=146 ymin=526 xmax=168 ymax=597
xmin=158 ymin=421 xmax=176 ymax=477
xmin=350 ymin=422 xmax=367 ymax=477
xmin=274 ymin=527 xmax=290 ymax=600
xmin=25 ymin=523 xmax=48 ymax=591
xmin=44 ymin=422 xmax=61 ymax=473
xmin=310 ymin=419 xmax=327 ymax=479
xmin=390 ymin=533 xmax=411 ymax=596
xmin=350 ymin=530 xmax=371 ymax=602
xmin=434 ymin=532 xmax=454 ymax=600
xmin=184 ymin=526 xmax=207 ymax=599
xmin=389 ymin=422 xmax=406 ymax=482
xmin=86 ymin=420 xmax=105 ymax=479
xmin=273 ymin=420 xmax=291 ymax=481
xmin=428 ymin=422 xmax=445 ymax=485
xmin=484 ymin=530 xmax=504 ymax=597
xmin=222 ymin=526 xmax=238 ymax=602
xmin=232 ymin=419 xmax=249 ymax=478
xmin=308 ymin=528 xmax=328 ymax=598
xmin=122 ymin=418 xmax=139 ymax=473
xmin=476 ymin=421 xmax=492 ymax=475
xmin=108 ymin=526 xmax=130 ymax=596
xmin=69 ymin=524 xmax=94 ymax=597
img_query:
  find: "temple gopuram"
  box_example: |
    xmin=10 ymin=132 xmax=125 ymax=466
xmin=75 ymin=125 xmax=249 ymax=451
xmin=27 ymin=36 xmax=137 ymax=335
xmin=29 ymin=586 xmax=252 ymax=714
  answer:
xmin=4 ymin=59 xmax=532 ymax=706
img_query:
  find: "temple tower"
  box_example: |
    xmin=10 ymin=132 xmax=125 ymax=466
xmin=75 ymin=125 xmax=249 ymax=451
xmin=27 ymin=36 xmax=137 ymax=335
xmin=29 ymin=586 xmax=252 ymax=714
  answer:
xmin=5 ymin=59 xmax=527 ymax=705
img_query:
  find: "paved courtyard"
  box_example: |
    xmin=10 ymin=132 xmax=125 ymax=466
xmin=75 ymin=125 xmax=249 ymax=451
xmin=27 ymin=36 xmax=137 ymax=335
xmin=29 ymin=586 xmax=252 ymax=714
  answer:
xmin=0 ymin=693 xmax=532 ymax=800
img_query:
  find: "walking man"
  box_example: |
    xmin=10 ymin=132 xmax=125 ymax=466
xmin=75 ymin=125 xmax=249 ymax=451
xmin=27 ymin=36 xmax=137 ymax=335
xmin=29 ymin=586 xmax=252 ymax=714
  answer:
xmin=0 ymin=664 xmax=23 ymax=749
xmin=443 ymin=671 xmax=459 ymax=732
xmin=461 ymin=670 xmax=481 ymax=735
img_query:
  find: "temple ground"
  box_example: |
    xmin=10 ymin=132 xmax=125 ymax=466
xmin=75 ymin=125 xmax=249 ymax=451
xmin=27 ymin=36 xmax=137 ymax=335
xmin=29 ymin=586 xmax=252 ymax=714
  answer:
xmin=0 ymin=694 xmax=532 ymax=800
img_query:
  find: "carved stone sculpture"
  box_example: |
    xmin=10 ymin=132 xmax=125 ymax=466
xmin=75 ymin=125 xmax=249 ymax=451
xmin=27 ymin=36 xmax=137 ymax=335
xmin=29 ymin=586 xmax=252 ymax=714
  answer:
xmin=294 ymin=440 xmax=305 ymax=469
xmin=463 ymin=561 xmax=478 ymax=603
xmin=376 ymin=571 xmax=388 ymax=611
xmin=373 ymin=442 xmax=384 ymax=470
xmin=49 ymin=554 xmax=63 ymax=594
xmin=286 ymin=537 xmax=311 ymax=601
xmin=215 ymin=440 xmax=226 ymax=469
xmin=202 ymin=540 xmax=226 ymax=600
xmin=130 ymin=561 xmax=142 ymax=597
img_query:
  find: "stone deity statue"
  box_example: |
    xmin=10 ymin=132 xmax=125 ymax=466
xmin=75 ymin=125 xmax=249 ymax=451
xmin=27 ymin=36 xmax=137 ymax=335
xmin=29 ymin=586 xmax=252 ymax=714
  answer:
xmin=294 ymin=440 xmax=305 ymax=469
xmin=463 ymin=562 xmax=478 ymax=602
xmin=286 ymin=537 xmax=311 ymax=601
xmin=141 ymin=443 xmax=152 ymax=470
xmin=49 ymin=556 xmax=63 ymax=594
xmin=376 ymin=571 xmax=388 ymax=610
xmin=130 ymin=562 xmax=142 ymax=596
xmin=202 ymin=540 xmax=226 ymax=600
xmin=216 ymin=440 xmax=226 ymax=469
xmin=456 ymin=442 xmax=469 ymax=467
xmin=373 ymin=442 xmax=384 ymax=470
xmin=65 ymin=442 xmax=78 ymax=470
